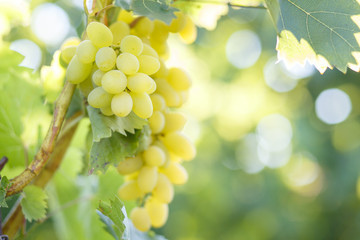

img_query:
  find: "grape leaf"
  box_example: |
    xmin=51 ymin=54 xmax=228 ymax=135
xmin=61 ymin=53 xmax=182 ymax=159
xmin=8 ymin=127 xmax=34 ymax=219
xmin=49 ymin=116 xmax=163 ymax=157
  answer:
xmin=87 ymin=106 xmax=147 ymax=142
xmin=0 ymin=176 xmax=10 ymax=207
xmin=98 ymin=197 xmax=126 ymax=240
xmin=20 ymin=185 xmax=48 ymax=222
xmin=265 ymin=0 xmax=360 ymax=73
xmin=115 ymin=0 xmax=131 ymax=10
xmin=130 ymin=0 xmax=178 ymax=25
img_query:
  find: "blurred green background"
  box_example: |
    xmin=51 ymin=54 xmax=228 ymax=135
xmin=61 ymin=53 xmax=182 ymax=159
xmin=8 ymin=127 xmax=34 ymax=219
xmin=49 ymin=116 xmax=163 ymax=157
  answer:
xmin=2 ymin=0 xmax=360 ymax=240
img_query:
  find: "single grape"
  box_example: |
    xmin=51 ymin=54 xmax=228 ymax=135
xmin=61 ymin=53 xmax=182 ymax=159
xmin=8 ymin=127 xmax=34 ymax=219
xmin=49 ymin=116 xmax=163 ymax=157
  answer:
xmin=86 ymin=22 xmax=113 ymax=48
xmin=130 ymin=207 xmax=151 ymax=232
xmin=137 ymin=166 xmax=158 ymax=193
xmin=150 ymin=94 xmax=166 ymax=111
xmin=66 ymin=55 xmax=92 ymax=84
xmin=87 ymin=87 xmax=113 ymax=108
xmin=179 ymin=15 xmax=197 ymax=44
xmin=148 ymin=111 xmax=165 ymax=134
xmin=92 ymin=69 xmax=104 ymax=86
xmin=95 ymin=47 xmax=116 ymax=72
xmin=133 ymin=17 xmax=154 ymax=37
xmin=60 ymin=45 xmax=77 ymax=64
xmin=152 ymin=59 xmax=168 ymax=79
xmin=117 ymin=9 xmax=134 ymax=24
xmin=116 ymin=52 xmax=139 ymax=75
xmin=145 ymin=197 xmax=169 ymax=228
xmin=167 ymin=68 xmax=191 ymax=91
xmin=100 ymin=106 xmax=114 ymax=116
xmin=162 ymin=112 xmax=187 ymax=133
xmin=76 ymin=40 xmax=97 ymax=64
xmin=152 ymin=173 xmax=174 ymax=203
xmin=130 ymin=92 xmax=153 ymax=119
xmin=138 ymin=55 xmax=160 ymax=75
xmin=118 ymin=180 xmax=143 ymax=200
xmin=109 ymin=21 xmax=130 ymax=44
xmin=155 ymin=78 xmax=181 ymax=107
xmin=160 ymin=161 xmax=188 ymax=185
xmin=117 ymin=156 xmax=143 ymax=175
xmin=120 ymin=35 xmax=143 ymax=56
xmin=150 ymin=20 xmax=169 ymax=43
xmin=168 ymin=12 xmax=186 ymax=33
xmin=142 ymin=145 xmax=166 ymax=166
xmin=161 ymin=132 xmax=196 ymax=161
xmin=141 ymin=44 xmax=159 ymax=58
xmin=111 ymin=91 xmax=133 ymax=117
xmin=127 ymin=73 xmax=156 ymax=94
xmin=101 ymin=70 xmax=127 ymax=94
xmin=78 ymin=76 xmax=94 ymax=97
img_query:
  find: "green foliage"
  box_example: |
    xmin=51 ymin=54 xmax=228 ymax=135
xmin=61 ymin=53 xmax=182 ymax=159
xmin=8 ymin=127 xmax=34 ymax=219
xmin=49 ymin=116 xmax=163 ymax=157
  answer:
xmin=0 ymin=176 xmax=10 ymax=207
xmin=20 ymin=185 xmax=48 ymax=222
xmin=266 ymin=0 xmax=360 ymax=73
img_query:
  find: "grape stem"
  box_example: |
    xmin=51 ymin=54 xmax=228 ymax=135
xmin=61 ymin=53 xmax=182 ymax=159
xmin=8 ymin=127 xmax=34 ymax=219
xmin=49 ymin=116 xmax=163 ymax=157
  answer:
xmin=174 ymin=0 xmax=267 ymax=9
xmin=5 ymin=81 xmax=76 ymax=197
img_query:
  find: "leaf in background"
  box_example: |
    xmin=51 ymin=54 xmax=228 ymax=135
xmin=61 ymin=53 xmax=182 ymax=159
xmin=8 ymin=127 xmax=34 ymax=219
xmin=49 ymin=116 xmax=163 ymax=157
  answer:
xmin=0 ymin=45 xmax=24 ymax=70
xmin=89 ymin=131 xmax=141 ymax=173
xmin=115 ymin=0 xmax=131 ymax=10
xmin=0 ymin=176 xmax=10 ymax=207
xmin=87 ymin=106 xmax=147 ymax=142
xmin=265 ymin=0 xmax=360 ymax=73
xmin=98 ymin=197 xmax=126 ymax=240
xmin=130 ymin=0 xmax=178 ymax=25
xmin=21 ymin=185 xmax=48 ymax=222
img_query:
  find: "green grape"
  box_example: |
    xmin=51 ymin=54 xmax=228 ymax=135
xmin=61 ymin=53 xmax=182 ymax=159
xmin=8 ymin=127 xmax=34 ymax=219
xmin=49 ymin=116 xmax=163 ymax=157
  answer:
xmin=109 ymin=21 xmax=130 ymax=44
xmin=149 ymin=111 xmax=165 ymax=134
xmin=133 ymin=17 xmax=154 ymax=37
xmin=168 ymin=12 xmax=186 ymax=33
xmin=78 ymin=76 xmax=94 ymax=97
xmin=152 ymin=59 xmax=168 ymax=79
xmin=60 ymin=45 xmax=77 ymax=64
xmin=127 ymin=73 xmax=155 ymax=94
xmin=117 ymin=156 xmax=143 ymax=175
xmin=116 ymin=52 xmax=139 ymax=75
xmin=162 ymin=112 xmax=187 ymax=133
xmin=101 ymin=70 xmax=127 ymax=94
xmin=86 ymin=22 xmax=113 ymax=48
xmin=137 ymin=166 xmax=158 ymax=193
xmin=130 ymin=92 xmax=153 ymax=119
xmin=130 ymin=207 xmax=151 ymax=232
xmin=76 ymin=40 xmax=97 ymax=64
xmin=179 ymin=15 xmax=197 ymax=44
xmin=118 ymin=180 xmax=143 ymax=200
xmin=152 ymin=173 xmax=174 ymax=203
xmin=150 ymin=40 xmax=169 ymax=58
xmin=117 ymin=9 xmax=134 ymax=24
xmin=142 ymin=44 xmax=159 ymax=58
xmin=120 ymin=35 xmax=143 ymax=56
xmin=87 ymin=87 xmax=113 ymax=108
xmin=161 ymin=132 xmax=196 ymax=161
xmin=66 ymin=55 xmax=92 ymax=84
xmin=150 ymin=20 xmax=169 ymax=43
xmin=155 ymin=78 xmax=181 ymax=107
xmin=138 ymin=55 xmax=160 ymax=75
xmin=160 ymin=161 xmax=188 ymax=185
xmin=111 ymin=92 xmax=133 ymax=117
xmin=167 ymin=68 xmax=192 ymax=91
xmin=145 ymin=197 xmax=169 ymax=228
xmin=100 ymin=106 xmax=113 ymax=116
xmin=150 ymin=94 xmax=166 ymax=111
xmin=92 ymin=69 xmax=104 ymax=86
xmin=61 ymin=37 xmax=81 ymax=48
xmin=142 ymin=145 xmax=165 ymax=166
xmin=95 ymin=47 xmax=116 ymax=72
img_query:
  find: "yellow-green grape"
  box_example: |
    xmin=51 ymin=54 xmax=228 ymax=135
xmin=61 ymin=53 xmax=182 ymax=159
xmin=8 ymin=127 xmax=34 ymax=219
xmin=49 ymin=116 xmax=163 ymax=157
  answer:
xmin=87 ymin=87 xmax=113 ymax=108
xmin=100 ymin=106 xmax=113 ymax=116
xmin=179 ymin=15 xmax=197 ymax=44
xmin=117 ymin=9 xmax=134 ymax=24
xmin=138 ymin=55 xmax=160 ymax=75
xmin=141 ymin=44 xmax=159 ymax=58
xmin=150 ymin=40 xmax=168 ymax=58
xmin=61 ymin=37 xmax=81 ymax=48
xmin=161 ymin=132 xmax=196 ymax=161
xmin=155 ymin=78 xmax=181 ymax=107
xmin=130 ymin=92 xmax=153 ymax=119
xmin=95 ymin=47 xmax=116 ymax=72
xmin=111 ymin=92 xmax=133 ymax=117
xmin=169 ymin=152 xmax=182 ymax=163
xmin=78 ymin=76 xmax=94 ymax=97
xmin=143 ymin=145 xmax=166 ymax=166
xmin=117 ymin=156 xmax=143 ymax=175
xmin=101 ymin=70 xmax=127 ymax=94
xmin=120 ymin=35 xmax=143 ymax=56
xmin=116 ymin=52 xmax=139 ymax=75
xmin=127 ymin=73 xmax=155 ymax=94
xmin=168 ymin=11 xmax=186 ymax=33
xmin=66 ymin=55 xmax=92 ymax=84
xmin=150 ymin=94 xmax=166 ymax=112
xmin=86 ymin=22 xmax=113 ymax=48
xmin=137 ymin=166 xmax=158 ymax=193
xmin=147 ymin=80 xmax=157 ymax=94
xmin=160 ymin=162 xmax=188 ymax=185
xmin=76 ymin=40 xmax=97 ymax=64
xmin=109 ymin=21 xmax=130 ymax=44
xmin=61 ymin=45 xmax=77 ymax=64
xmin=92 ymin=69 xmax=104 ymax=86
xmin=145 ymin=197 xmax=169 ymax=228
xmin=167 ymin=68 xmax=192 ymax=91
xmin=152 ymin=173 xmax=174 ymax=203
xmin=149 ymin=111 xmax=165 ymax=134
xmin=153 ymin=59 xmax=168 ymax=79
xmin=130 ymin=207 xmax=151 ymax=232
xmin=133 ymin=17 xmax=154 ymax=37
xmin=162 ymin=112 xmax=187 ymax=133
xmin=150 ymin=20 xmax=169 ymax=43
xmin=152 ymin=140 xmax=170 ymax=163
xmin=118 ymin=180 xmax=143 ymax=200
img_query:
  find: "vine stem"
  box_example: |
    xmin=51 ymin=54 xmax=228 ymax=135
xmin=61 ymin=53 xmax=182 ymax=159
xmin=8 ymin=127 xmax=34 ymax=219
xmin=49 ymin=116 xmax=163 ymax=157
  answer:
xmin=174 ymin=0 xmax=267 ymax=9
xmin=6 ymin=81 xmax=76 ymax=196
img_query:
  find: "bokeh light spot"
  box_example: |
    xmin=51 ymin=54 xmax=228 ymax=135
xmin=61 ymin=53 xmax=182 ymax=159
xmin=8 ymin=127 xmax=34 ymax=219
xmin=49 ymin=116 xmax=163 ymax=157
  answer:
xmin=10 ymin=39 xmax=42 ymax=70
